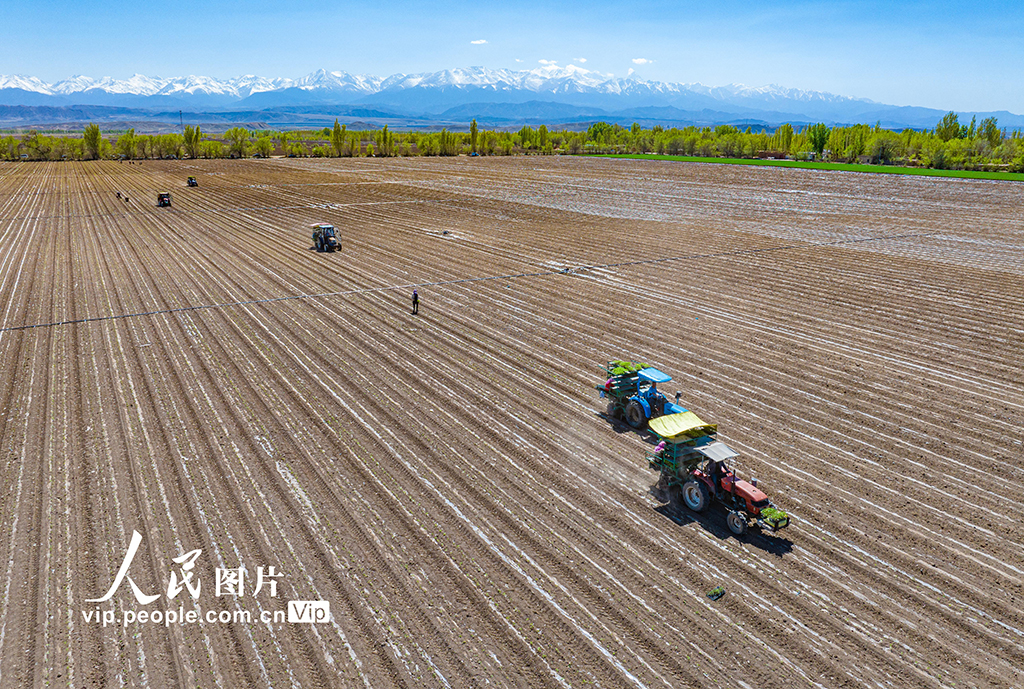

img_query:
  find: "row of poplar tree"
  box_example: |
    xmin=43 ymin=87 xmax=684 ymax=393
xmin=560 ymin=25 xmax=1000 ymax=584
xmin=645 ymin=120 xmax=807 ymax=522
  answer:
xmin=2 ymin=113 xmax=1022 ymax=171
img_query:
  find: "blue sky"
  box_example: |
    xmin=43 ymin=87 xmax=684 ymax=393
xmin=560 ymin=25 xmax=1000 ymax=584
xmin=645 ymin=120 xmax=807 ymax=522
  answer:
xmin=2 ymin=0 xmax=1022 ymax=113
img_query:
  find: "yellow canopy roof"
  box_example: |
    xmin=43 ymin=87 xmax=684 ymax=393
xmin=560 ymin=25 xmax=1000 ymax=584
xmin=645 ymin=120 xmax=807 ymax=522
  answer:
xmin=649 ymin=412 xmax=717 ymax=441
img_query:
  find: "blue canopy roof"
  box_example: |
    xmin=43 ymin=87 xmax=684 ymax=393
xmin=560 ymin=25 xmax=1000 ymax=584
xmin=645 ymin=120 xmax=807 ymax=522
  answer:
xmin=638 ymin=367 xmax=672 ymax=383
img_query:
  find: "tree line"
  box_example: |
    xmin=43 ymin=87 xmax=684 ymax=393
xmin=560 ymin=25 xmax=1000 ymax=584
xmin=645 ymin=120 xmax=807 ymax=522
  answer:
xmin=2 ymin=114 xmax=1022 ymax=172
xmin=576 ymin=115 xmax=1023 ymax=171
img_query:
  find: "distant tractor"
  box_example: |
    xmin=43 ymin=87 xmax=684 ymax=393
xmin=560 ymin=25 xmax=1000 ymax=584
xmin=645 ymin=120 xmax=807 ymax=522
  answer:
xmin=597 ymin=360 xmax=687 ymax=429
xmin=312 ymin=223 xmax=339 ymax=252
xmin=157 ymin=192 xmax=172 ymax=207
xmin=187 ymin=176 xmax=198 ymax=187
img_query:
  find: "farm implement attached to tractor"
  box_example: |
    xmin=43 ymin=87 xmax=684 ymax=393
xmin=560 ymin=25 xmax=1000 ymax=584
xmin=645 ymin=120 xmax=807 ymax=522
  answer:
xmin=598 ymin=359 xmax=790 ymax=536
xmin=597 ymin=360 xmax=687 ymax=429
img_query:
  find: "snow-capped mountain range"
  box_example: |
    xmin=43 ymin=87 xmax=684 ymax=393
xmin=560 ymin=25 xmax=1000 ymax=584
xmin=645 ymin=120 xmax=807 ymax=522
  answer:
xmin=0 ymin=65 xmax=872 ymax=110
xmin=1 ymin=65 xmax=1020 ymax=130
xmin=0 ymin=65 xmax=872 ymax=103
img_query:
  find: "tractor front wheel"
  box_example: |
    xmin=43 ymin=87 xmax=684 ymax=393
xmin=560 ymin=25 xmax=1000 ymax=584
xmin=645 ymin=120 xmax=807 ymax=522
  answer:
xmin=726 ymin=510 xmax=748 ymax=536
xmin=625 ymin=400 xmax=646 ymax=429
xmin=682 ymin=480 xmax=710 ymax=513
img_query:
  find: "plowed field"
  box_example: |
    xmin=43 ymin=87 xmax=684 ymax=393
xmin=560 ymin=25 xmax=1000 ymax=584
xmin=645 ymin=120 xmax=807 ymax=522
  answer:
xmin=0 ymin=156 xmax=1021 ymax=689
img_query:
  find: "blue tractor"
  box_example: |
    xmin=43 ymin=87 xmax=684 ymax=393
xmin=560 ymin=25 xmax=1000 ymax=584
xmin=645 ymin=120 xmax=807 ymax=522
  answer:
xmin=598 ymin=361 xmax=687 ymax=430
xmin=312 ymin=223 xmax=339 ymax=252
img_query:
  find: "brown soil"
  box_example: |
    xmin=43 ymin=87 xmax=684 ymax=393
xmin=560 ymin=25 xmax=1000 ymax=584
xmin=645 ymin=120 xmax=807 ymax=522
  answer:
xmin=0 ymin=156 xmax=1021 ymax=688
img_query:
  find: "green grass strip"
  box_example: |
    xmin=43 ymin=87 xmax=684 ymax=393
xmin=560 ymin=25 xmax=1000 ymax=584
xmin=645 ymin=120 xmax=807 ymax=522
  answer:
xmin=595 ymin=154 xmax=1024 ymax=181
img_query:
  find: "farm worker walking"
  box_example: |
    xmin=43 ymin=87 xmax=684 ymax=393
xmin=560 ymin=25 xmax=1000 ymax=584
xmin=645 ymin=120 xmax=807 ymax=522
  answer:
xmin=412 ymin=290 xmax=419 ymax=314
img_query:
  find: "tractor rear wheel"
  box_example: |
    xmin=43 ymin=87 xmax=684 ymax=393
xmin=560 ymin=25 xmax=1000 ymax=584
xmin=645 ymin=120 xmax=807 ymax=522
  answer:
xmin=625 ymin=400 xmax=646 ymax=429
xmin=682 ymin=480 xmax=710 ymax=513
xmin=727 ymin=510 xmax=748 ymax=535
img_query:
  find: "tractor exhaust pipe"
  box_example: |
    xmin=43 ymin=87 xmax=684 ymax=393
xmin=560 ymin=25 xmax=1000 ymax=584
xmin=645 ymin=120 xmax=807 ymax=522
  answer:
xmin=675 ymin=391 xmax=681 ymax=404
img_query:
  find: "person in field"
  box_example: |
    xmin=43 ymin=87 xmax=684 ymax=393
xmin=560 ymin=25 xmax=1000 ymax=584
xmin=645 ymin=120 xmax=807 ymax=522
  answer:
xmin=647 ymin=382 xmax=665 ymax=415
xmin=412 ymin=290 xmax=419 ymax=314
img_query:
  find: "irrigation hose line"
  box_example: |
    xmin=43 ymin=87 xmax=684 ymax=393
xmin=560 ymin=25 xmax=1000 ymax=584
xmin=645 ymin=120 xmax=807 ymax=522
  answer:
xmin=0 ymin=198 xmax=443 ymax=223
xmin=0 ymin=230 xmax=937 ymax=334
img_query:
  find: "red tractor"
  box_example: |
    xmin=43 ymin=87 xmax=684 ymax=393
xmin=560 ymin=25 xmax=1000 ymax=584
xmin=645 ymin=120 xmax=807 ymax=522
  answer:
xmin=646 ymin=413 xmax=790 ymax=535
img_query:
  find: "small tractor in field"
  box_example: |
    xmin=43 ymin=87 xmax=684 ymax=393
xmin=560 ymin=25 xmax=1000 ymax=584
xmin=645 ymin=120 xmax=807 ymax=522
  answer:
xmin=646 ymin=413 xmax=789 ymax=535
xmin=312 ymin=223 xmax=339 ymax=252
xmin=597 ymin=359 xmax=790 ymax=535
xmin=187 ymin=176 xmax=198 ymax=187
xmin=157 ymin=192 xmax=171 ymax=207
xmin=597 ymin=360 xmax=687 ymax=429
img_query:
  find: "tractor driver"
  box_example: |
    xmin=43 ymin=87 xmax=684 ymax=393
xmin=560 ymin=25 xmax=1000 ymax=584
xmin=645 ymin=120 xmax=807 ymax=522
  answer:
xmin=708 ymin=460 xmax=727 ymax=495
xmin=647 ymin=382 xmax=665 ymax=415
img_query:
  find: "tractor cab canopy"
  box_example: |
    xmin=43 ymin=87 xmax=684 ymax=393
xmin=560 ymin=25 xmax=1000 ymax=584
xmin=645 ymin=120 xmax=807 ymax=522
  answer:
xmin=638 ymin=368 xmax=672 ymax=383
xmin=637 ymin=367 xmax=671 ymax=394
xmin=312 ymin=223 xmax=335 ymax=237
xmin=694 ymin=441 xmax=739 ymax=462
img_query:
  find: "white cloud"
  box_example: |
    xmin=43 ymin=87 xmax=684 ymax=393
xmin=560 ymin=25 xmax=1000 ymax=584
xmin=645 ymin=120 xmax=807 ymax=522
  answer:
xmin=538 ymin=59 xmax=557 ymax=65
xmin=471 ymin=39 xmax=487 ymax=44
xmin=627 ymin=68 xmax=635 ymax=76
xmin=632 ymin=57 xmax=652 ymax=65
xmin=575 ymin=57 xmax=587 ymax=63
xmin=515 ymin=58 xmax=523 ymax=63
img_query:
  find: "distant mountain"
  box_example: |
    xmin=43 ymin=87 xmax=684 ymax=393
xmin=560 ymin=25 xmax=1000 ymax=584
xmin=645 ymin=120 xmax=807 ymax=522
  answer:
xmin=1 ymin=66 xmax=1021 ymax=130
xmin=0 ymin=88 xmax=64 ymax=106
xmin=439 ymin=100 xmax=606 ymax=123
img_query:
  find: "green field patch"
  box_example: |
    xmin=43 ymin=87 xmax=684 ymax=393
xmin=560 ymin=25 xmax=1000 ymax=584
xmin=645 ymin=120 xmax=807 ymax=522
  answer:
xmin=596 ymin=154 xmax=1024 ymax=182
